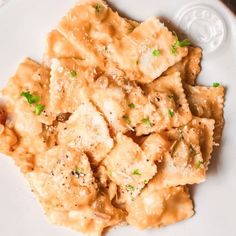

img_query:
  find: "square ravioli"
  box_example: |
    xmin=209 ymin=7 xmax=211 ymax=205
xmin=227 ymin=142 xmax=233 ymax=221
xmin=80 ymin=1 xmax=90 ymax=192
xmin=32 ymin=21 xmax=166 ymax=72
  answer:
xmin=58 ymin=101 xmax=114 ymax=164
xmin=104 ymin=133 xmax=157 ymax=199
xmin=136 ymin=72 xmax=192 ymax=135
xmin=89 ymin=75 xmax=130 ymax=134
xmin=153 ymin=117 xmax=215 ymax=187
xmin=164 ymin=46 xmax=202 ymax=85
xmin=141 ymin=132 xmax=172 ymax=162
xmin=49 ymin=58 xmax=93 ymax=114
xmin=126 ymin=184 xmax=193 ymax=229
xmin=57 ymin=0 xmax=135 ymax=67
xmin=44 ymin=193 xmax=125 ymax=236
xmin=27 ymin=146 xmax=98 ymax=209
xmin=0 ymin=0 xmax=226 ymax=234
xmin=107 ymin=17 xmax=188 ymax=83
xmin=185 ymin=85 xmax=225 ymax=142
xmin=1 ymin=58 xmax=54 ymax=126
xmin=44 ymin=30 xmax=83 ymax=66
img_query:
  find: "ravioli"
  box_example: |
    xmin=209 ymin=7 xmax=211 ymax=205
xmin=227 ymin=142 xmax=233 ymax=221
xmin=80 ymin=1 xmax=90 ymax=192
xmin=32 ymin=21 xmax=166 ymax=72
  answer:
xmin=107 ymin=18 xmax=188 ymax=83
xmin=165 ymin=46 xmax=202 ymax=85
xmin=45 ymin=193 xmax=125 ymax=236
xmin=49 ymin=58 xmax=91 ymax=114
xmin=126 ymin=184 xmax=193 ymax=229
xmin=57 ymin=0 xmax=134 ymax=68
xmin=89 ymin=75 xmax=130 ymax=134
xmin=27 ymin=146 xmax=98 ymax=209
xmin=185 ymin=85 xmax=224 ymax=142
xmin=153 ymin=117 xmax=215 ymax=187
xmin=0 ymin=0 xmax=225 ymax=235
xmin=44 ymin=30 xmax=83 ymax=66
xmin=58 ymin=102 xmax=114 ymax=164
xmin=137 ymin=72 xmax=192 ymax=135
xmin=104 ymin=133 xmax=157 ymax=199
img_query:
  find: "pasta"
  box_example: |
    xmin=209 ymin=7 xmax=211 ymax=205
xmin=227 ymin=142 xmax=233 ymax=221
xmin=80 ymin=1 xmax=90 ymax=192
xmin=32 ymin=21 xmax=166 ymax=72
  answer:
xmin=0 ymin=0 xmax=225 ymax=235
xmin=164 ymin=46 xmax=202 ymax=85
xmin=185 ymin=85 xmax=225 ymax=142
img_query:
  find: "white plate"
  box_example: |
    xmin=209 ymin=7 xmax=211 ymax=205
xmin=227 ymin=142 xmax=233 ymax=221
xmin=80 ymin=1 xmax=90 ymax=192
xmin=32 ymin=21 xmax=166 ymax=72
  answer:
xmin=0 ymin=0 xmax=236 ymax=236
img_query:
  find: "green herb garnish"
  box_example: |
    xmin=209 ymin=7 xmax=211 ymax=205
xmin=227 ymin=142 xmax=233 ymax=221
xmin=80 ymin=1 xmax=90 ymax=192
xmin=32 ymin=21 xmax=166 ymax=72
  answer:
xmin=72 ymin=167 xmax=84 ymax=178
xmin=126 ymin=184 xmax=135 ymax=191
xmin=123 ymin=115 xmax=131 ymax=125
xmin=128 ymin=103 xmax=135 ymax=109
xmin=168 ymin=109 xmax=174 ymax=118
xmin=34 ymin=104 xmax=45 ymax=115
xmin=21 ymin=91 xmax=40 ymax=104
xmin=176 ymin=39 xmax=191 ymax=47
xmin=195 ymin=160 xmax=204 ymax=168
xmin=141 ymin=117 xmax=153 ymax=127
xmin=75 ymin=167 xmax=83 ymax=175
xmin=213 ymin=82 xmax=220 ymax=87
xmin=70 ymin=70 xmax=77 ymax=77
xmin=95 ymin=3 xmax=102 ymax=12
xmin=21 ymin=91 xmax=45 ymax=115
xmin=171 ymin=36 xmax=191 ymax=55
xmin=132 ymin=169 xmax=141 ymax=176
xmin=171 ymin=45 xmax=178 ymax=55
xmin=152 ymin=49 xmax=160 ymax=57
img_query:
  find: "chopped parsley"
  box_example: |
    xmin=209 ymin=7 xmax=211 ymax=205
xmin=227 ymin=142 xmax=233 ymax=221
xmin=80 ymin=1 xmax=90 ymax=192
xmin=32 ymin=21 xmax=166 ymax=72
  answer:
xmin=132 ymin=169 xmax=141 ymax=176
xmin=34 ymin=104 xmax=45 ymax=115
xmin=75 ymin=167 xmax=83 ymax=174
xmin=122 ymin=115 xmax=131 ymax=125
xmin=152 ymin=49 xmax=161 ymax=57
xmin=72 ymin=167 xmax=84 ymax=178
xmin=195 ymin=160 xmax=204 ymax=168
xmin=171 ymin=35 xmax=191 ymax=55
xmin=128 ymin=103 xmax=135 ymax=109
xmin=95 ymin=3 xmax=102 ymax=12
xmin=21 ymin=91 xmax=40 ymax=104
xmin=171 ymin=45 xmax=178 ymax=55
xmin=213 ymin=82 xmax=220 ymax=87
xmin=21 ymin=91 xmax=45 ymax=115
xmin=108 ymin=170 xmax=113 ymax=177
xmin=126 ymin=184 xmax=135 ymax=191
xmin=141 ymin=117 xmax=153 ymax=127
xmin=143 ymin=179 xmax=148 ymax=184
xmin=176 ymin=39 xmax=191 ymax=47
xmin=168 ymin=109 xmax=174 ymax=118
xmin=70 ymin=70 xmax=77 ymax=77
